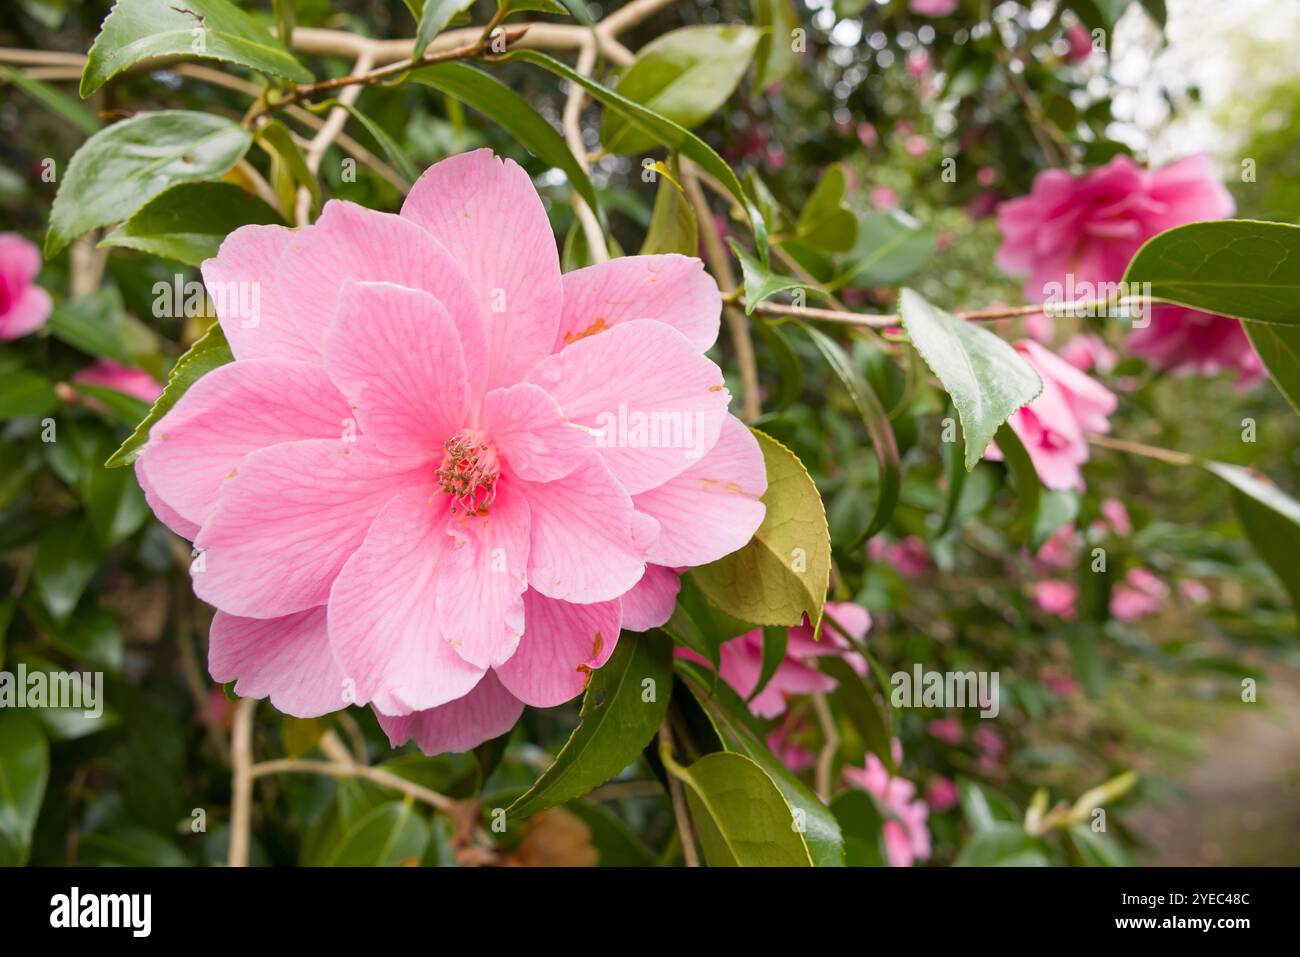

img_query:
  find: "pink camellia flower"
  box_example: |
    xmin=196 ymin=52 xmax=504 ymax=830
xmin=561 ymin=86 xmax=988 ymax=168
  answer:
xmin=1100 ymin=497 xmax=1132 ymax=536
xmin=904 ymin=134 xmax=930 ymax=159
xmin=73 ymin=359 xmax=163 ymax=404
xmin=927 ymin=716 xmax=963 ymax=745
xmin=1180 ymin=579 xmax=1210 ymax=604
xmin=767 ymin=715 xmax=815 ymax=773
xmin=1033 ymin=579 xmax=1078 ymax=618
xmin=0 ymin=232 xmax=52 ymax=341
xmin=868 ymin=535 xmax=933 ymax=577
xmin=675 ymin=602 xmax=870 ymax=719
xmin=926 ymin=775 xmax=959 ymax=813
xmin=986 ymin=340 xmax=1117 ymax=491
xmin=134 ymin=150 xmax=767 ymax=755
xmin=909 ymin=0 xmax=957 ymax=14
xmin=905 ymin=50 xmax=933 ymax=78
xmin=1035 ymin=523 xmax=1079 ymax=570
xmin=1110 ymin=567 xmax=1169 ymax=621
xmin=996 ymin=154 xmax=1233 ymax=302
xmin=1059 ymin=333 xmax=1116 ymax=373
xmin=1127 ymin=305 xmax=1264 ymax=386
xmin=1064 ymin=21 xmax=1094 ymax=63
xmin=856 ymin=122 xmax=879 ymax=148
xmin=844 ymin=754 xmax=931 ymax=867
xmin=870 ymin=185 xmax=899 ymax=209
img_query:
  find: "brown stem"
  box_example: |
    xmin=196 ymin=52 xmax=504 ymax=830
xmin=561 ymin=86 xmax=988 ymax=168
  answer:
xmin=658 ymin=719 xmax=701 ymax=868
xmin=227 ymin=697 xmax=257 ymax=867
xmin=1085 ymin=433 xmax=1196 ymax=466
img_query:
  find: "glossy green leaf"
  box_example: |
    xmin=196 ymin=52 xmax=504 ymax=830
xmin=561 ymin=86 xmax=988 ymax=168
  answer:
xmin=106 ymin=322 xmax=234 ymax=468
xmin=81 ymin=0 xmax=312 ymax=97
xmin=730 ymin=239 xmax=808 ymax=313
xmin=100 ymin=182 xmax=280 ymax=266
xmin=1203 ymin=460 xmax=1300 ymax=614
xmin=1122 ymin=219 xmax=1300 ymax=325
xmin=47 ymin=111 xmax=253 ymax=257
xmin=508 ymin=631 xmax=672 ymax=818
xmin=752 ymin=0 xmax=800 ymax=93
xmin=325 ymin=800 xmax=431 ymax=866
xmin=640 ymin=164 xmax=697 ymax=256
xmin=600 ymin=26 xmax=761 ymax=155
xmin=409 ymin=61 xmax=599 ymax=214
xmin=413 ymin=0 xmax=475 ymax=59
xmin=795 ymin=165 xmax=857 ymax=253
xmin=0 ymin=65 xmax=97 ymax=134
xmin=0 ymin=713 xmax=48 ymax=867
xmin=1243 ymin=321 xmax=1300 ymax=416
xmin=694 ymin=429 xmax=831 ymax=632
xmin=899 ymin=288 xmax=1042 ymax=470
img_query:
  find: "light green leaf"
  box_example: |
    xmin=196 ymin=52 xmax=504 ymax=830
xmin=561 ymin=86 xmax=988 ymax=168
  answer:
xmin=795 ymin=164 xmax=857 ymax=253
xmin=601 ymin=26 xmax=761 ymax=155
xmin=46 ymin=111 xmax=253 ymax=257
xmin=106 ymin=322 xmax=234 ymax=468
xmin=640 ymin=162 xmax=697 ymax=256
xmin=694 ymin=429 xmax=830 ymax=632
xmin=257 ymin=119 xmax=320 ymax=219
xmin=413 ymin=0 xmax=475 ymax=59
xmin=81 ymin=0 xmax=312 ymax=97
xmin=1243 ymin=321 xmax=1300 ymax=416
xmin=1203 ymin=460 xmax=1300 ymax=615
xmin=310 ymin=99 xmax=420 ymax=185
xmin=1122 ymin=219 xmax=1300 ymax=325
xmin=100 ymin=181 xmax=280 ymax=266
xmin=752 ymin=0 xmax=800 ymax=93
xmin=0 ymin=713 xmax=48 ymax=867
xmin=0 ymin=65 xmax=98 ymax=134
xmin=409 ymin=61 xmax=600 ymax=214
xmin=729 ymin=239 xmax=808 ymax=313
xmin=508 ymin=631 xmax=672 ymax=818
xmin=325 ymin=800 xmax=431 ymax=866
xmin=955 ymin=824 xmax=1050 ymax=866
xmin=899 ymin=288 xmax=1042 ymax=470
xmin=0 ymin=370 xmax=58 ymax=420
xmin=833 ymin=213 xmax=936 ymax=290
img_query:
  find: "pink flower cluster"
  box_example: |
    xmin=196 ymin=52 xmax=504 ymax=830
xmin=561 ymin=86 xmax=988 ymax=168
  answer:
xmin=136 ymin=151 xmax=768 ymax=755
xmin=0 ymin=233 xmax=51 ymax=341
xmin=844 ymin=754 xmax=931 ymax=867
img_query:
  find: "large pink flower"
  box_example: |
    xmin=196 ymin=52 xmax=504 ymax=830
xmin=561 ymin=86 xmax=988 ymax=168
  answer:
xmin=0 ymin=232 xmax=52 ymax=341
xmin=844 ymin=754 xmax=931 ymax=867
xmin=73 ymin=359 xmax=163 ymax=403
xmin=996 ymin=154 xmax=1233 ymax=301
xmin=135 ymin=150 xmax=767 ymax=754
xmin=1127 ymin=305 xmax=1264 ymax=385
xmin=674 ymin=602 xmax=870 ymax=719
xmin=986 ymin=339 xmax=1117 ymax=491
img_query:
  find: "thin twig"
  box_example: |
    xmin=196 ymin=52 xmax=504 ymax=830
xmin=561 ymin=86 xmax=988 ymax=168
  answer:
xmin=227 ymin=697 xmax=257 ymax=867
xmin=250 ymin=759 xmax=460 ymax=815
xmin=657 ymin=719 xmax=701 ymax=868
xmin=748 ymin=295 xmax=1161 ymax=330
xmin=563 ymin=39 xmax=609 ymax=263
xmin=1085 ymin=433 xmax=1196 ymax=466
xmin=810 ymin=692 xmax=839 ymax=802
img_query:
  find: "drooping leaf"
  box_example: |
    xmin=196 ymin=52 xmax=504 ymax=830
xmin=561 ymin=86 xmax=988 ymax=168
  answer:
xmin=508 ymin=631 xmax=673 ymax=818
xmin=81 ymin=0 xmax=313 ymax=96
xmin=899 ymin=288 xmax=1042 ymax=470
xmin=752 ymin=318 xmax=803 ymax=411
xmin=47 ymin=111 xmax=253 ymax=257
xmin=309 ymin=99 xmax=420 ymax=185
xmin=1122 ymin=219 xmax=1300 ymax=325
xmin=257 ymin=119 xmax=321 ymax=219
xmin=100 ymin=181 xmax=281 ymax=266
xmin=0 ymin=713 xmax=48 ymax=867
xmin=694 ymin=429 xmax=831 ymax=633
xmin=1203 ymin=460 xmax=1300 ymax=616
xmin=412 ymin=0 xmax=476 ymax=59
xmin=600 ymin=26 xmax=762 ymax=155
xmin=640 ymin=162 xmax=697 ymax=256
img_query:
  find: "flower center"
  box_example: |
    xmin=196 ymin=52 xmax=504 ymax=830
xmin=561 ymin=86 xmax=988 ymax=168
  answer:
xmin=436 ymin=429 xmax=500 ymax=515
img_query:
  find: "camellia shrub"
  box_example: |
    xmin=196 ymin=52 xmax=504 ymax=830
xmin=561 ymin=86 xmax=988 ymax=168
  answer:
xmin=0 ymin=0 xmax=1296 ymax=869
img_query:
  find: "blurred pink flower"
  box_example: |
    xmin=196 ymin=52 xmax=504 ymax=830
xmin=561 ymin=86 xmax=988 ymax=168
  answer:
xmin=926 ymin=775 xmax=960 ymax=813
xmin=1180 ymin=579 xmax=1211 ymax=604
xmin=1035 ymin=523 xmax=1079 ymax=570
xmin=909 ymin=0 xmax=957 ymax=14
xmin=906 ymin=50 xmax=933 ymax=78
xmin=1040 ymin=666 xmax=1080 ymax=696
xmin=1064 ymin=21 xmax=1094 ymax=63
xmin=871 ymin=185 xmax=899 ymax=209
xmin=927 ymin=716 xmax=964 ymax=745
xmin=996 ymin=154 xmax=1233 ymax=301
xmin=136 ymin=150 xmax=766 ymax=755
xmin=1111 ymin=567 xmax=1170 ymax=621
xmin=869 ymin=535 xmax=933 ymax=577
xmin=0 ymin=232 xmax=52 ymax=341
xmin=986 ymin=340 xmax=1117 ymax=490
xmin=844 ymin=754 xmax=931 ymax=867
xmin=857 ymin=122 xmax=879 ymax=147
xmin=675 ymin=602 xmax=871 ymax=719
xmin=1127 ymin=306 xmax=1264 ymax=386
xmin=73 ymin=359 xmax=163 ymax=404
xmin=1033 ymin=580 xmax=1078 ymax=618
xmin=1060 ymin=333 xmax=1116 ymax=373
xmin=1100 ymin=497 xmax=1132 ymax=536
xmin=767 ymin=715 xmax=815 ymax=773
xmin=976 ymin=165 xmax=998 ymax=187
xmin=904 ymin=134 xmax=930 ymax=159
xmin=966 ymin=189 xmax=1000 ymax=220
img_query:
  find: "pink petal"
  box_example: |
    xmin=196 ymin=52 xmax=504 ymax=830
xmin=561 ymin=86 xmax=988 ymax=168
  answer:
xmin=401 ymin=150 xmax=562 ymax=393
xmin=633 ymin=414 xmax=766 ymax=566
xmin=375 ymin=671 xmax=524 ymax=755
xmin=135 ymin=457 xmax=200 ymax=539
xmin=275 ymin=200 xmax=488 ymax=395
xmin=436 ymin=481 xmax=531 ymax=669
xmin=201 ymin=224 xmax=316 ymax=362
xmin=526 ymin=319 xmax=730 ymax=494
xmin=495 ymin=590 xmax=621 ymax=707
xmin=323 ymin=281 xmax=469 ymax=457
xmin=519 ymin=455 xmax=658 ymax=603
xmin=209 ymin=607 xmax=348 ymax=718
xmin=620 ymin=564 xmax=681 ymax=631
xmin=139 ymin=359 xmax=351 ymax=530
xmin=556 ymin=255 xmax=721 ymax=353
xmin=193 ymin=437 xmax=429 ymax=617
xmin=482 ymin=382 xmax=595 ymax=482
xmin=328 ymin=486 xmax=485 ymax=714
xmin=0 ymin=285 xmax=53 ymax=340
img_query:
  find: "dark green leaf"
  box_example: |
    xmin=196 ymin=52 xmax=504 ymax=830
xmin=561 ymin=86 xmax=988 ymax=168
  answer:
xmin=795 ymin=164 xmax=857 ymax=253
xmin=0 ymin=713 xmax=48 ymax=867
xmin=1203 ymin=460 xmax=1300 ymax=615
xmin=752 ymin=0 xmax=801 ymax=93
xmin=0 ymin=370 xmax=58 ymax=419
xmin=100 ymin=181 xmax=281 ymax=266
xmin=413 ymin=0 xmax=474 ymax=58
xmin=1243 ymin=321 xmax=1300 ymax=416
xmin=994 ymin=421 xmax=1041 ymax=543
xmin=0 ymin=65 xmax=97 ymax=134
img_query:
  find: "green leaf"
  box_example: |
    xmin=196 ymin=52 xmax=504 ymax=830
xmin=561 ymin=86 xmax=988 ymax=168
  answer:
xmin=694 ymin=429 xmax=831 ymax=632
xmin=729 ymin=239 xmax=808 ymax=313
xmin=954 ymin=824 xmax=1050 ymax=866
xmin=899 ymin=288 xmax=1042 ymax=470
xmin=752 ymin=318 xmax=803 ymax=411
xmin=601 ymin=26 xmax=761 ymax=156
xmin=46 ymin=111 xmax=253 ymax=257
xmin=830 ymin=790 xmax=887 ymax=866
xmin=413 ymin=0 xmax=476 ymax=58
xmin=821 ymin=656 xmax=894 ymax=772
xmin=505 ymin=48 xmax=769 ymax=262
xmin=258 ymin=119 xmax=320 ymax=219
xmin=752 ymin=0 xmax=800 ymax=93
xmin=1068 ymin=824 xmax=1136 ymax=866
xmin=80 ymin=825 xmax=189 ymax=866
xmin=833 ymin=213 xmax=936 ymax=290
xmin=0 ymin=65 xmax=98 ymax=134
xmin=1122 ymin=219 xmax=1300 ymax=325
xmin=0 ymin=370 xmax=58 ymax=420
xmin=310 ymin=99 xmax=420 ymax=185
xmin=106 ymin=322 xmax=235 ymax=468
xmin=1243 ymin=321 xmax=1300 ymax=416
xmin=640 ymin=163 xmax=697 ymax=256
xmin=562 ymin=801 xmax=658 ymax=866
xmin=1203 ymin=460 xmax=1300 ymax=615
xmin=74 ymin=382 xmax=153 ymax=427
xmin=799 ymin=323 xmax=901 ymax=544
xmin=795 ymin=165 xmax=857 ymax=253
xmin=498 ymin=0 xmax=571 ymax=16
xmin=325 ymin=800 xmax=431 ymax=866
xmin=672 ymin=750 xmax=813 ymax=866
xmin=100 ymin=181 xmax=281 ymax=267
xmin=508 ymin=631 xmax=673 ymax=818
xmin=46 ymin=288 xmax=159 ymax=369
xmin=81 ymin=0 xmax=313 ymax=97
xmin=34 ymin=517 xmax=102 ymax=620
xmin=994 ymin=422 xmax=1041 ymax=543
xmin=0 ymin=713 xmax=48 ymax=867
xmin=408 ymin=61 xmax=600 ymax=215
xmin=677 ymin=658 xmax=844 ymax=866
